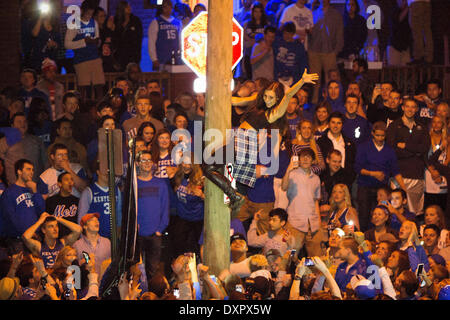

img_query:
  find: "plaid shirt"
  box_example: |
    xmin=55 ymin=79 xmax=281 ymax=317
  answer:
xmin=233 ymin=129 xmax=258 ymax=188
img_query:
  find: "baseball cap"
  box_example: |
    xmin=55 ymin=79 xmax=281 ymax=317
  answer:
xmin=41 ymin=58 xmax=57 ymax=72
xmin=230 ymin=233 xmax=246 ymax=244
xmin=265 ymin=249 xmax=281 ymax=258
xmin=350 ymin=275 xmax=376 ymax=300
xmin=80 ymin=213 xmax=100 ymax=227
xmin=0 ymin=277 xmax=20 ymax=300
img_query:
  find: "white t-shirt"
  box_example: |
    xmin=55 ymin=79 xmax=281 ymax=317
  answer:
xmin=230 ymin=258 xmax=251 ymax=278
xmin=279 ymin=4 xmax=313 ymax=50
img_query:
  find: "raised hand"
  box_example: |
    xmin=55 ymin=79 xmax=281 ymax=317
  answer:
xmin=301 ymin=69 xmax=319 ymax=85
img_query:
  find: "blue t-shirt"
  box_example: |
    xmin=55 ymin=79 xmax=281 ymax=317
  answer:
xmin=175 ymin=178 xmax=204 ymax=222
xmin=0 ymin=184 xmax=44 ymax=238
xmin=288 ymin=116 xmax=301 ymax=140
xmin=342 ymin=115 xmax=372 ymax=146
xmin=137 ymin=177 xmax=169 ymax=236
xmin=273 ymin=36 xmax=308 ymax=83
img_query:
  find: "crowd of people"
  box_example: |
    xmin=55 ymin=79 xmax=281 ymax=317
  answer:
xmin=0 ymin=0 xmax=448 ymax=301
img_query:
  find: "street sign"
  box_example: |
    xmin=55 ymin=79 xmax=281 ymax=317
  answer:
xmin=181 ymin=11 xmax=243 ymax=78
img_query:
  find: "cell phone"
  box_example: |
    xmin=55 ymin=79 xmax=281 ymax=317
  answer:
xmin=40 ymin=277 xmax=47 ymax=289
xmin=292 ymin=156 xmax=299 ymax=168
xmin=416 ymin=264 xmax=424 ymax=277
xmin=210 ymin=275 xmax=218 ymax=285
xmin=173 ymin=288 xmax=180 ymax=298
xmin=305 ymin=258 xmax=314 ymax=267
xmin=416 ymin=264 xmax=426 ymax=287
xmin=82 ymin=251 xmax=90 ymax=264
xmin=381 ymin=200 xmax=389 ymax=206
xmin=235 ymin=284 xmax=244 ymax=293
xmin=375 ymin=83 xmax=382 ymax=90
xmin=290 ymin=249 xmax=297 ymax=257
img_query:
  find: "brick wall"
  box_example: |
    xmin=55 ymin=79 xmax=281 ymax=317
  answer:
xmin=0 ymin=1 xmax=21 ymax=89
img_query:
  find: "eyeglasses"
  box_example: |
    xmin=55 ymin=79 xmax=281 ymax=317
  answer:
xmin=56 ymin=153 xmax=69 ymax=159
xmin=140 ymin=159 xmax=152 ymax=163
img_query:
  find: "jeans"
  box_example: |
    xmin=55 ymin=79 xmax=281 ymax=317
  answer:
xmin=138 ymin=234 xmax=162 ymax=280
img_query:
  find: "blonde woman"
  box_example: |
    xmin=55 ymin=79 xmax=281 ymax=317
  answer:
xmin=398 ymin=220 xmax=430 ymax=273
xmin=425 ymin=115 xmax=448 ymax=212
xmin=327 ymin=184 xmax=360 ymax=234
xmin=292 ymin=119 xmax=326 ymax=175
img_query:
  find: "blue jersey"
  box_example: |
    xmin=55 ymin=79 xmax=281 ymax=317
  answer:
xmin=40 ymin=239 xmax=64 ymax=269
xmin=175 ymin=178 xmax=204 ymax=222
xmin=155 ymin=16 xmax=182 ymax=64
xmin=73 ymin=18 xmax=99 ymax=65
xmin=78 ymin=183 xmax=122 ymax=239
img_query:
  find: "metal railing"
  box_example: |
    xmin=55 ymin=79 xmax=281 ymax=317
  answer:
xmin=55 ymin=71 xmax=172 ymax=99
xmin=380 ymin=65 xmax=450 ymax=99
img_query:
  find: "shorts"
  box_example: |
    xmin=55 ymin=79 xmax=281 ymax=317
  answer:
xmin=74 ymin=58 xmax=105 ymax=86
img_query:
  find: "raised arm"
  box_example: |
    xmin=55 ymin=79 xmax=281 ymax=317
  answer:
xmin=231 ymin=93 xmax=258 ymax=107
xmin=22 ymin=212 xmax=51 ymax=255
xmin=58 ymin=217 xmax=82 ymax=246
xmin=267 ymin=69 xmax=319 ymax=123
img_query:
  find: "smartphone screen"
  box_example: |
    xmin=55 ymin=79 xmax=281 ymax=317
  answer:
xmin=173 ymin=289 xmax=180 ymax=298
xmin=305 ymin=258 xmax=314 ymax=266
xmin=292 ymin=156 xmax=299 ymax=168
xmin=416 ymin=264 xmax=424 ymax=277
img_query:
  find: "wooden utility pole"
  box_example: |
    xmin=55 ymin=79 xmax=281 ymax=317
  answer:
xmin=203 ymin=0 xmax=233 ymax=275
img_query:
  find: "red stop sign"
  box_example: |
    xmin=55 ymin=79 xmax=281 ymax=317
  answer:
xmin=181 ymin=11 xmax=244 ymax=78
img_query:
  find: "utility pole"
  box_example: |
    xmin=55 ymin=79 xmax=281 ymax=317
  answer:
xmin=203 ymin=0 xmax=233 ymax=275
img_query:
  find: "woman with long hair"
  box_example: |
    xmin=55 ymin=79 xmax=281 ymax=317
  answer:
xmin=292 ymin=119 xmax=325 ymax=174
xmin=243 ymin=1 xmax=269 ymax=79
xmin=420 ymin=205 xmax=448 ymax=250
xmin=29 ymin=2 xmax=61 ymax=72
xmin=137 ymin=121 xmax=156 ymax=152
xmin=94 ymin=6 xmax=116 ymax=72
xmin=313 ymin=101 xmax=332 ymax=140
xmin=398 ymin=220 xmax=430 ymax=273
xmin=112 ymin=1 xmax=143 ymax=71
xmin=51 ymin=246 xmax=78 ymax=271
xmin=327 ymin=184 xmax=360 ymax=233
xmin=170 ymin=162 xmax=204 ymax=259
xmin=203 ymin=71 xmax=318 ymax=215
xmin=386 ymin=249 xmax=410 ymax=282
xmin=425 ymin=115 xmax=448 ymax=211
